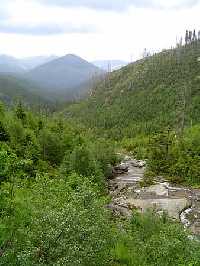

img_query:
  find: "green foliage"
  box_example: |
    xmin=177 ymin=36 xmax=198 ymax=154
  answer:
xmin=0 ymin=121 xmax=9 ymax=142
xmin=0 ymin=102 xmax=120 ymax=265
xmin=0 ymin=74 xmax=51 ymax=108
xmin=0 ymin=174 xmax=112 ymax=265
xmin=0 ymin=144 xmax=16 ymax=181
xmin=15 ymin=101 xmax=26 ymax=122
xmin=67 ymin=42 xmax=200 ymax=140
xmin=1 ymin=40 xmax=200 ymax=266
xmin=148 ymin=126 xmax=200 ymax=185
xmin=61 ymin=144 xmax=103 ymax=183
xmin=148 ymin=130 xmax=176 ymax=175
xmin=60 ymin=139 xmax=118 ymax=188
xmin=121 ymin=135 xmax=149 ymax=159
xmin=0 ymin=102 xmax=118 ymax=180
xmin=39 ymin=128 xmax=65 ymax=165
xmin=0 ymin=143 xmax=36 ymax=183
xmin=89 ymin=138 xmax=120 ymax=176
xmin=112 ymin=211 xmax=200 ymax=266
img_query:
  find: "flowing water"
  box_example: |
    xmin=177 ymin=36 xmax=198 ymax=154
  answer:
xmin=109 ymin=156 xmax=200 ymax=235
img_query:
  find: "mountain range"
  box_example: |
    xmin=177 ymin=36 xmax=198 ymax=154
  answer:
xmin=0 ymin=55 xmax=127 ymax=73
xmin=20 ymin=56 xmax=59 ymax=70
xmin=0 ymin=55 xmax=26 ymax=74
xmin=0 ymin=55 xmax=60 ymax=73
xmin=26 ymin=54 xmax=103 ymax=93
xmin=0 ymin=54 xmax=105 ymax=104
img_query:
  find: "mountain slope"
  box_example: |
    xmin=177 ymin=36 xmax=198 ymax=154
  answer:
xmin=67 ymin=42 xmax=200 ymax=139
xmin=0 ymin=55 xmax=26 ymax=74
xmin=20 ymin=55 xmax=58 ymax=70
xmin=0 ymin=74 xmax=49 ymax=106
xmin=27 ymin=54 xmax=103 ymax=98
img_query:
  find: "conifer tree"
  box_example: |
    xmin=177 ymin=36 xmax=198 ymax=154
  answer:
xmin=185 ymin=30 xmax=189 ymax=44
xmin=0 ymin=121 xmax=9 ymax=142
xmin=192 ymin=29 xmax=197 ymax=42
xmin=188 ymin=31 xmax=192 ymax=43
xmin=198 ymin=30 xmax=200 ymax=40
xmin=15 ymin=101 xmax=26 ymax=122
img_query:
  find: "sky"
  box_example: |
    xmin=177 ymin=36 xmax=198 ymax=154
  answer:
xmin=0 ymin=0 xmax=199 ymax=61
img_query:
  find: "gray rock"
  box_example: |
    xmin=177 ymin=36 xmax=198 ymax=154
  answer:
xmin=130 ymin=159 xmax=146 ymax=168
xmin=113 ymin=163 xmax=129 ymax=174
xmin=109 ymin=154 xmax=200 ymax=235
xmin=127 ymin=198 xmax=191 ymax=219
xmin=106 ymin=203 xmax=131 ymax=217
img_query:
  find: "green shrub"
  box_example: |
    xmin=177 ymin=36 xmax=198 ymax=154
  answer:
xmin=112 ymin=211 xmax=200 ymax=266
xmin=121 ymin=135 xmax=149 ymax=159
xmin=60 ymin=144 xmax=104 ymax=187
xmin=0 ymin=174 xmax=113 ymax=265
xmin=148 ymin=127 xmax=200 ymax=185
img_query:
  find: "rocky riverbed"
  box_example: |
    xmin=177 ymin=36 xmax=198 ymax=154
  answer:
xmin=108 ymin=156 xmax=200 ymax=235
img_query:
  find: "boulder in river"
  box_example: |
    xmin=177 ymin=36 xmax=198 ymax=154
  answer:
xmin=113 ymin=163 xmax=129 ymax=175
xmin=126 ymin=197 xmax=191 ymax=220
xmin=109 ymin=155 xmax=200 ymax=235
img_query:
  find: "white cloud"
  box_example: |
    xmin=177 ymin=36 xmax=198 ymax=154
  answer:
xmin=37 ymin=0 xmax=199 ymax=10
xmin=0 ymin=0 xmax=97 ymax=35
xmin=0 ymin=0 xmax=199 ymax=60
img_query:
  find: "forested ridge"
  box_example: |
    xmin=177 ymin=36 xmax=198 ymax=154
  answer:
xmin=68 ymin=38 xmax=200 ymax=186
xmin=1 ymin=36 xmax=200 ymax=265
xmin=68 ymin=40 xmax=200 ymax=138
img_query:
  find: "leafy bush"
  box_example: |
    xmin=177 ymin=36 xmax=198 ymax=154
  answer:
xmin=148 ymin=127 xmax=200 ymax=185
xmin=0 ymin=174 xmax=113 ymax=265
xmin=60 ymin=137 xmax=118 ymax=188
xmin=0 ymin=103 xmax=118 ymax=265
xmin=121 ymin=135 xmax=149 ymax=159
xmin=60 ymin=144 xmax=103 ymax=185
xmin=112 ymin=211 xmax=200 ymax=266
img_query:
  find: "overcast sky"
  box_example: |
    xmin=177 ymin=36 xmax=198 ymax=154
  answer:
xmin=0 ymin=0 xmax=199 ymax=61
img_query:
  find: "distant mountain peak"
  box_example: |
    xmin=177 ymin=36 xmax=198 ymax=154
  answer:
xmin=26 ymin=53 xmax=103 ymax=96
xmin=65 ymin=53 xmax=78 ymax=57
xmin=0 ymin=53 xmax=104 ymax=102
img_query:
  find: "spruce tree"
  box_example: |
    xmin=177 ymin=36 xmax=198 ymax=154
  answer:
xmin=188 ymin=31 xmax=192 ymax=43
xmin=0 ymin=121 xmax=9 ymax=142
xmin=185 ymin=30 xmax=189 ymax=44
xmin=198 ymin=30 xmax=200 ymax=40
xmin=15 ymin=101 xmax=26 ymax=122
xmin=192 ymin=29 xmax=197 ymax=42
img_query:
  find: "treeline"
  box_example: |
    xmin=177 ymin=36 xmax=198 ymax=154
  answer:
xmin=67 ymin=35 xmax=200 ymax=187
xmin=68 ymin=40 xmax=200 ymax=139
xmin=185 ymin=29 xmax=200 ymax=44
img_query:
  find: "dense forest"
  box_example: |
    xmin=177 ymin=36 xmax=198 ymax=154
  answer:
xmin=68 ymin=37 xmax=200 ymax=186
xmin=1 ymin=34 xmax=200 ymax=265
xmin=1 ymin=102 xmax=200 ymax=265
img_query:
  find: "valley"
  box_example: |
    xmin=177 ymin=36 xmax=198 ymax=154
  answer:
xmin=1 ymin=35 xmax=200 ymax=265
xmin=0 ymin=54 xmax=104 ymax=105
